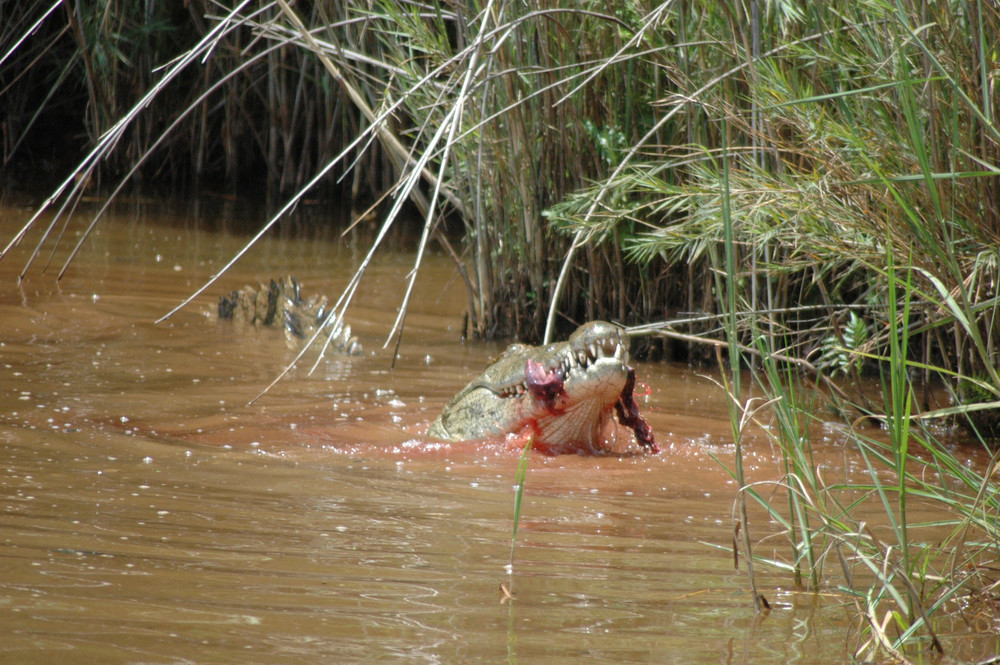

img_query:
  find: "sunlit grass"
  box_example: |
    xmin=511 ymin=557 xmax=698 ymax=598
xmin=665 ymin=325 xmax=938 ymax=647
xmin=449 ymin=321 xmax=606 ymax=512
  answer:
xmin=508 ymin=434 xmax=533 ymax=584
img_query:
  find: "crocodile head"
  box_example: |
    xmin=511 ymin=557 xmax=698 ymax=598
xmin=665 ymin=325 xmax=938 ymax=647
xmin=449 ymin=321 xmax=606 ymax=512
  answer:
xmin=428 ymin=321 xmax=658 ymax=455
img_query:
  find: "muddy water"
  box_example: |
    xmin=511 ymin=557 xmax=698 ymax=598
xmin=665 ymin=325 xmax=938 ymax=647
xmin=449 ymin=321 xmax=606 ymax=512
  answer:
xmin=0 ymin=197 xmax=989 ymax=663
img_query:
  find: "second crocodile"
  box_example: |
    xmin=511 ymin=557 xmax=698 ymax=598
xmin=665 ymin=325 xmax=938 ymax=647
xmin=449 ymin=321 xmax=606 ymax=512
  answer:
xmin=217 ymin=276 xmax=361 ymax=355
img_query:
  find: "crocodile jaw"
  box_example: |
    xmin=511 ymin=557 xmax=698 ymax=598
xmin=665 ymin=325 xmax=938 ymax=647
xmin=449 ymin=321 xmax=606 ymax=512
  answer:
xmin=427 ymin=320 xmax=653 ymax=454
xmin=430 ymin=352 xmax=629 ymax=453
xmin=532 ymin=355 xmax=628 ymax=454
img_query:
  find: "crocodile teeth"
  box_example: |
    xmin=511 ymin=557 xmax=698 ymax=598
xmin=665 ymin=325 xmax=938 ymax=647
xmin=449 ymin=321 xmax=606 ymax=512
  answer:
xmin=502 ymin=384 xmax=523 ymax=398
xmin=614 ymin=342 xmax=622 ymax=360
xmin=589 ymin=342 xmax=598 ymax=359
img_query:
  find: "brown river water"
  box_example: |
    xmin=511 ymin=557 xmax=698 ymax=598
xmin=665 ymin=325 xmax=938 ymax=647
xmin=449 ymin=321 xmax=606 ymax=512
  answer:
xmin=1 ymin=196 xmax=997 ymax=664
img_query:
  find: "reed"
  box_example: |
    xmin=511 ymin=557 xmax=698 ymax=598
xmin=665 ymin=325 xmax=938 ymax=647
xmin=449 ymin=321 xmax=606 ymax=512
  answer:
xmin=708 ymin=189 xmax=1000 ymax=658
xmin=682 ymin=4 xmax=1000 ymax=650
xmin=0 ymin=1 xmax=388 ymax=196
xmin=3 ymin=1 xmax=682 ymax=341
xmin=5 ymin=2 xmax=998 ymax=352
xmin=506 ymin=434 xmax=533 ymax=595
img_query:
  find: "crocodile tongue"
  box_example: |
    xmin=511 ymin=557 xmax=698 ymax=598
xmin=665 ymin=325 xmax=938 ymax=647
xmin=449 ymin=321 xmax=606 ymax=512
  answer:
xmin=615 ymin=367 xmax=660 ymax=453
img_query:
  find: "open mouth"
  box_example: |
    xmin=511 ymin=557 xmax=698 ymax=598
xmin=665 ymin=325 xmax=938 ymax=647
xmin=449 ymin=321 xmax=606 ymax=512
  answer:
xmin=496 ymin=335 xmax=626 ymax=399
xmin=429 ymin=320 xmax=657 ymax=453
xmin=567 ymin=333 xmax=626 ymax=372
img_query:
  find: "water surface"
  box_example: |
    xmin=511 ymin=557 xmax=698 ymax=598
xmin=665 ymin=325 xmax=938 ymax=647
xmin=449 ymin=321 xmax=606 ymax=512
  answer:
xmin=1 ymin=197 xmax=995 ymax=663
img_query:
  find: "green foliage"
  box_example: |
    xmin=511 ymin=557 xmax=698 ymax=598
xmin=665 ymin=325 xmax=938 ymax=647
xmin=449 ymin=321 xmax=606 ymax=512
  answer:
xmin=582 ymin=120 xmax=627 ymax=166
xmin=8 ymin=1 xmax=999 ymax=348
xmin=545 ymin=0 xmax=1000 ymax=371
xmin=683 ymin=4 xmax=1000 ymax=652
xmin=818 ymin=311 xmax=870 ymax=376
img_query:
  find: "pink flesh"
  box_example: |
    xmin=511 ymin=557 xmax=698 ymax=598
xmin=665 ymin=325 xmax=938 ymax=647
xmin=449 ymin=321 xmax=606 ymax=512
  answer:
xmin=524 ymin=358 xmax=565 ymax=402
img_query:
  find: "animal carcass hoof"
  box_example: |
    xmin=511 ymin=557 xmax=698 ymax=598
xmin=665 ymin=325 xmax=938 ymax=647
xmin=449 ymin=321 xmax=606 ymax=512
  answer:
xmin=616 ymin=367 xmax=660 ymax=453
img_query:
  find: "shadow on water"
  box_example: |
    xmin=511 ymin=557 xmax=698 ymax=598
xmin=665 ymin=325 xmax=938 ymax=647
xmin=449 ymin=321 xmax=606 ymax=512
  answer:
xmin=2 ymin=197 xmax=997 ymax=663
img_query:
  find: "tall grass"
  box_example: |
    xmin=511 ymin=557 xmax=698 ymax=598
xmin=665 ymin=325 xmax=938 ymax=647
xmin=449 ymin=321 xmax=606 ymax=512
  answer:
xmin=704 ymin=19 xmax=998 ymax=653
xmin=4 ymin=2 xmax=998 ymax=353
xmin=602 ymin=2 xmax=1000 ymax=656
xmin=4 ymin=1 xmax=677 ymax=342
xmin=708 ymin=155 xmax=1000 ymax=659
xmin=0 ymin=1 xmax=390 ymax=196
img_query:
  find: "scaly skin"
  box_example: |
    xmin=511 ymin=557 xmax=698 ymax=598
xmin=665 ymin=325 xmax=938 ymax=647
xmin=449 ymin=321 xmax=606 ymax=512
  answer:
xmin=217 ymin=276 xmax=361 ymax=355
xmin=428 ymin=321 xmax=658 ymax=455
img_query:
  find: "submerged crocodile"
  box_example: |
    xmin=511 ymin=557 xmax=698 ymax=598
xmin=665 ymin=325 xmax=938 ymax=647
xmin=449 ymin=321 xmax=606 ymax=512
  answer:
xmin=428 ymin=321 xmax=659 ymax=455
xmin=217 ymin=276 xmax=361 ymax=355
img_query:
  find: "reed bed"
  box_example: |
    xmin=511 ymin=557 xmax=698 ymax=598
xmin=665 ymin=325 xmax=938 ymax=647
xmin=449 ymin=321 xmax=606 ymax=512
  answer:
xmin=0 ymin=1 xmax=390 ymax=195
xmin=4 ymin=0 xmax=1000 ymax=658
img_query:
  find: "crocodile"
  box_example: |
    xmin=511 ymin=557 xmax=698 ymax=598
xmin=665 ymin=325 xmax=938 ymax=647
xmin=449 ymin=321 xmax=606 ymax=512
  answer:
xmin=217 ymin=276 xmax=361 ymax=355
xmin=428 ymin=321 xmax=659 ymax=455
